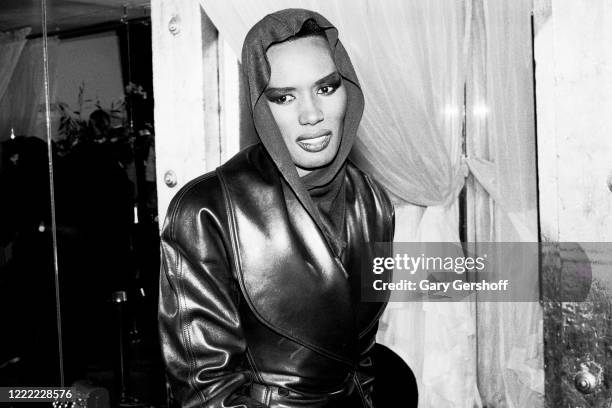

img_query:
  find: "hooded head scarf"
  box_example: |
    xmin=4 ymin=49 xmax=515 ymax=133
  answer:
xmin=242 ymin=9 xmax=364 ymax=257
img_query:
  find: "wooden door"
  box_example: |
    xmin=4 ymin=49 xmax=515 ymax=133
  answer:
xmin=151 ymin=0 xmax=240 ymax=221
xmin=534 ymin=1 xmax=612 ymax=406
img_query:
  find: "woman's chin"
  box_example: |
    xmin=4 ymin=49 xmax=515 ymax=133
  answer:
xmin=294 ymin=157 xmax=335 ymax=175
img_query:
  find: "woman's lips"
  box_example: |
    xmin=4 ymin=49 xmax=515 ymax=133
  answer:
xmin=296 ymin=131 xmax=332 ymax=153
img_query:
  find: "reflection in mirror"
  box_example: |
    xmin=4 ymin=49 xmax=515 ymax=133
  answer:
xmin=2 ymin=0 xmax=164 ymax=405
xmin=0 ymin=0 xmax=62 ymax=388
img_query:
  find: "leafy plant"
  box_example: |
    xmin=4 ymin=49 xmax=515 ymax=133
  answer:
xmin=54 ymin=81 xmax=150 ymax=157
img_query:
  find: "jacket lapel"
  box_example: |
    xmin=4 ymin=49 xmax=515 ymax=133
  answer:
xmin=343 ymin=168 xmax=391 ymax=338
xmin=219 ymin=146 xmax=358 ymax=364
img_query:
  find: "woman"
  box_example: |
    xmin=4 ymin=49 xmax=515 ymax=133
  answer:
xmin=159 ymin=9 xmax=395 ymax=407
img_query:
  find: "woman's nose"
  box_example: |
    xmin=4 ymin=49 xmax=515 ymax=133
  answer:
xmin=298 ymin=95 xmax=324 ymax=125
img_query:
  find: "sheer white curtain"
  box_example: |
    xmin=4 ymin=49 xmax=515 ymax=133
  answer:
xmin=468 ymin=0 xmax=543 ymax=406
xmin=0 ymin=28 xmax=30 ymax=104
xmin=340 ymin=2 xmax=480 ymax=407
xmin=200 ymin=1 xmax=481 ymax=406
xmin=0 ymin=37 xmax=60 ymax=143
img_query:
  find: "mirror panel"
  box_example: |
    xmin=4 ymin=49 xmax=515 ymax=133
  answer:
xmin=0 ymin=0 xmax=63 ymax=388
xmin=45 ymin=2 xmax=165 ymax=405
xmin=2 ymin=1 xmax=165 ymax=405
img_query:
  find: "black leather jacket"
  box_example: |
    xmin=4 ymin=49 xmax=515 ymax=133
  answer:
xmin=159 ymin=145 xmax=394 ymax=407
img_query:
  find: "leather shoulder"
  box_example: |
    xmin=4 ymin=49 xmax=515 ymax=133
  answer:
xmin=162 ymin=144 xmax=270 ymax=248
xmin=218 ymin=143 xmax=277 ymax=189
xmin=162 ymin=171 xmax=228 ymax=243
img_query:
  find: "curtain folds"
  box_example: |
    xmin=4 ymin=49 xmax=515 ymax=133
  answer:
xmin=0 ymin=37 xmax=60 ymax=143
xmin=350 ymin=0 xmax=469 ymax=208
xmin=0 ymin=28 xmax=31 ymax=105
xmin=468 ymin=0 xmax=543 ymax=406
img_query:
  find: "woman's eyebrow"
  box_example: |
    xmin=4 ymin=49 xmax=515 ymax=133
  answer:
xmin=264 ymin=72 xmax=341 ymax=96
xmin=264 ymin=86 xmax=295 ymax=96
xmin=314 ymin=71 xmax=341 ymax=86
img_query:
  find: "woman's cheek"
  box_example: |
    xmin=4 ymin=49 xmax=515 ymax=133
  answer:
xmin=329 ymin=88 xmax=348 ymax=120
xmin=269 ymin=104 xmax=297 ymax=141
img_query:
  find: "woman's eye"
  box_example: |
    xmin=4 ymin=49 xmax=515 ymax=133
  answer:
xmin=271 ymin=94 xmax=295 ymax=105
xmin=317 ymin=85 xmax=337 ymax=96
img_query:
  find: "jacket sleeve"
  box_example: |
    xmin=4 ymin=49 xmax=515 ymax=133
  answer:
xmin=158 ymin=180 xmax=267 ymax=408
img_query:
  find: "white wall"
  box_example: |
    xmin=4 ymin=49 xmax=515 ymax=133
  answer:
xmin=534 ymin=0 xmax=612 ymax=278
xmin=151 ymin=2 xmax=240 ymax=221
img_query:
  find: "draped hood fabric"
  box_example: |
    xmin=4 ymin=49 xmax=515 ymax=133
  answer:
xmin=241 ymin=8 xmax=365 ymax=257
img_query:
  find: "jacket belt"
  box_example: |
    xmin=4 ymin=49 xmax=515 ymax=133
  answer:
xmin=248 ymin=379 xmax=356 ymax=407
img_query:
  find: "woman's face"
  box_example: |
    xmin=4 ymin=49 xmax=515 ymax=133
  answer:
xmin=265 ymin=36 xmax=347 ymax=176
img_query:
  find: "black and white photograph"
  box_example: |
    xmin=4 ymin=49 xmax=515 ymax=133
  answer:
xmin=0 ymin=0 xmax=610 ymax=407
